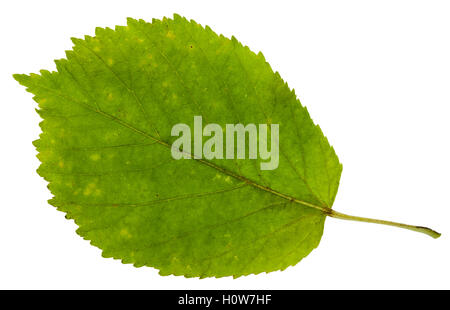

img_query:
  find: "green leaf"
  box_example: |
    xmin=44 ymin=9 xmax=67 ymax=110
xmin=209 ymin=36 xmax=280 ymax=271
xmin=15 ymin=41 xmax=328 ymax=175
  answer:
xmin=14 ymin=14 xmax=440 ymax=278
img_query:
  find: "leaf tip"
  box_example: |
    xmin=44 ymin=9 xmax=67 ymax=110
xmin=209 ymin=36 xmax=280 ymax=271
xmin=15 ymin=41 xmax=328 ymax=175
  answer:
xmin=12 ymin=73 xmax=28 ymax=84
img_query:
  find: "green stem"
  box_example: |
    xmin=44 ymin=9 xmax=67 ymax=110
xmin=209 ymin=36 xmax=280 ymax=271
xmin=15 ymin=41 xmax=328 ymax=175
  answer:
xmin=327 ymin=209 xmax=441 ymax=239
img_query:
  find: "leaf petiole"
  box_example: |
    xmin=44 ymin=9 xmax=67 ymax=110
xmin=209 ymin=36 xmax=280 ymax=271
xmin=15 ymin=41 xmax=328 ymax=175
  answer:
xmin=326 ymin=209 xmax=441 ymax=239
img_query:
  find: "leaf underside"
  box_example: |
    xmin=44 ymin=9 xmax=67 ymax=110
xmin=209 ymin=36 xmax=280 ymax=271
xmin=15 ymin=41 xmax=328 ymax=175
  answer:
xmin=14 ymin=14 xmax=342 ymax=278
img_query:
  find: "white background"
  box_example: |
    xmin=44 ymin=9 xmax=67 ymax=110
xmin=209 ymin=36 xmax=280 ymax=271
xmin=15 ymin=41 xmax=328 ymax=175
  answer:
xmin=1 ymin=0 xmax=449 ymax=289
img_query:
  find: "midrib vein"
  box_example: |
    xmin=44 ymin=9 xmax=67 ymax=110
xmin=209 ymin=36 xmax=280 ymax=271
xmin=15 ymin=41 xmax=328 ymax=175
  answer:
xmin=33 ymin=82 xmax=329 ymax=214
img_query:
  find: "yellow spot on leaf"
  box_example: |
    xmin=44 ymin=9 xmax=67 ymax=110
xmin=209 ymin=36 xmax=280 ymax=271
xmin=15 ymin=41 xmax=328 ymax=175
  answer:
xmin=83 ymin=182 xmax=97 ymax=196
xmin=90 ymin=153 xmax=101 ymax=161
xmin=120 ymin=228 xmax=132 ymax=238
xmin=166 ymin=31 xmax=175 ymax=39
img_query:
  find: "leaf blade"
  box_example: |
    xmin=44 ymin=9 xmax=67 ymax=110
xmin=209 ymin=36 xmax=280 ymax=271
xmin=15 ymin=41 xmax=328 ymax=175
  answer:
xmin=14 ymin=15 xmax=342 ymax=277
